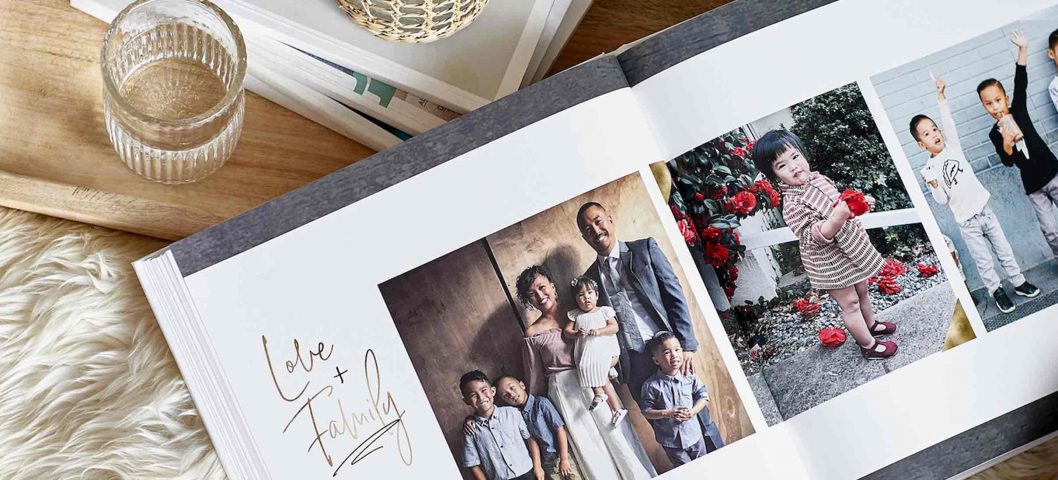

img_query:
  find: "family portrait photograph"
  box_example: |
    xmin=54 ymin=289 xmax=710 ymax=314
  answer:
xmin=378 ymin=173 xmax=754 ymax=479
xmin=651 ymin=82 xmax=966 ymax=425
xmin=872 ymin=6 xmax=1058 ymax=331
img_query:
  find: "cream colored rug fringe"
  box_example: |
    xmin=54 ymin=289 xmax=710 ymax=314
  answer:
xmin=0 ymin=207 xmax=223 ymax=479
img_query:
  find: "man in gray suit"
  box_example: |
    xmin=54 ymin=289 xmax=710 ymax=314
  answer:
xmin=577 ymin=201 xmax=724 ymax=451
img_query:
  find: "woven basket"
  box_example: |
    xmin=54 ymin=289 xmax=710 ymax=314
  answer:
xmin=337 ymin=0 xmax=489 ymax=44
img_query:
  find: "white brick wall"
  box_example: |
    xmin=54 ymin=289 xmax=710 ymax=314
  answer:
xmin=871 ymin=8 xmax=1058 ymax=293
xmin=874 ymin=14 xmax=1058 ymax=176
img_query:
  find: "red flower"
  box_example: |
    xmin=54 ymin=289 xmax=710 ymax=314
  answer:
xmin=819 ymin=327 xmax=847 ymax=349
xmin=753 ymin=179 xmax=774 ymax=194
xmin=768 ymin=190 xmax=782 ymax=208
xmin=710 ymin=186 xmax=728 ymax=200
xmin=732 ymin=229 xmax=741 ymax=244
xmin=917 ymin=263 xmax=939 ymax=277
xmin=701 ymin=227 xmax=723 ymax=243
xmin=670 ymin=204 xmax=686 ymax=220
xmin=876 ymin=276 xmax=902 ymax=295
xmin=677 ymin=218 xmax=698 ymax=246
xmin=732 ymin=146 xmax=747 ymax=158
xmin=705 ymin=242 xmax=730 ymax=267
xmin=792 ymin=297 xmax=820 ymax=318
xmin=880 ymin=258 xmax=906 ymax=278
xmin=724 ymin=287 xmax=736 ymax=297
xmin=693 ymin=192 xmax=705 ymax=202
xmin=838 ymin=189 xmax=870 ymax=217
xmin=868 ymin=276 xmax=878 ymax=284
xmin=730 ymin=191 xmax=757 ymax=215
xmin=727 ymin=266 xmax=739 ymax=282
xmin=746 ymin=141 xmax=756 ymax=154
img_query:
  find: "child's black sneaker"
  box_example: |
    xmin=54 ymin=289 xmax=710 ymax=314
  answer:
xmin=1013 ymin=281 xmax=1041 ymax=298
xmin=994 ymin=289 xmax=1016 ymax=314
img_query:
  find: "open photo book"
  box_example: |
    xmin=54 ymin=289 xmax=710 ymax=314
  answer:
xmin=133 ymin=0 xmax=1058 ymax=478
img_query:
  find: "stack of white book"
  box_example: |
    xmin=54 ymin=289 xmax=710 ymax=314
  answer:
xmin=73 ymin=0 xmax=592 ymax=151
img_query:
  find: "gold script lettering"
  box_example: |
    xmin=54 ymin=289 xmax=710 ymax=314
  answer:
xmin=262 ymin=335 xmax=308 ymax=402
xmin=285 ymin=340 xmax=335 ymax=374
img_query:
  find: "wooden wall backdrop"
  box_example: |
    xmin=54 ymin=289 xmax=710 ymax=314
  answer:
xmin=486 ymin=173 xmax=754 ymax=474
xmin=379 ymin=241 xmax=526 ymax=479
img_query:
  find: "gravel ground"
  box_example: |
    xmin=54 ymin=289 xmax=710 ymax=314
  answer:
xmin=732 ymin=252 xmax=947 ymax=375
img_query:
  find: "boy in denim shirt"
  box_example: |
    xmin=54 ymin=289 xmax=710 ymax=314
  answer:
xmin=495 ymin=375 xmax=582 ymax=479
xmin=640 ymin=331 xmax=721 ymax=467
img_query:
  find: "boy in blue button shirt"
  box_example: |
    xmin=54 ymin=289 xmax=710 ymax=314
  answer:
xmin=640 ymin=331 xmax=722 ymax=467
xmin=460 ymin=370 xmax=539 ymax=480
xmin=495 ymin=375 xmax=582 ymax=479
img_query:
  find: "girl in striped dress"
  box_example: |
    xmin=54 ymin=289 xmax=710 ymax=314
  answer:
xmin=752 ymin=129 xmax=898 ymax=359
xmin=566 ymin=276 xmax=628 ymax=426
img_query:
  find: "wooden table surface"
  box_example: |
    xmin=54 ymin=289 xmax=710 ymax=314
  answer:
xmin=0 ymin=0 xmax=729 ymax=240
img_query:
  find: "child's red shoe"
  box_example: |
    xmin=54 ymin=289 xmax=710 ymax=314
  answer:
xmin=860 ymin=340 xmax=897 ymax=360
xmin=868 ymin=321 xmax=897 ymax=337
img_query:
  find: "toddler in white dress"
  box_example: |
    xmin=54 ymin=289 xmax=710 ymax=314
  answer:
xmin=566 ymin=276 xmax=627 ymax=426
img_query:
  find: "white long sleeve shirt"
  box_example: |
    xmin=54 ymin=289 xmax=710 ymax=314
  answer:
xmin=920 ymin=96 xmax=990 ymax=223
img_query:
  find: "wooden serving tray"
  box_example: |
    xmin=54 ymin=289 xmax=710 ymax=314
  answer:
xmin=1 ymin=0 xmax=373 ymax=240
xmin=0 ymin=0 xmax=725 ymax=240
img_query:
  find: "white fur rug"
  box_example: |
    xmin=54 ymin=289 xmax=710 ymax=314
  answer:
xmin=0 ymin=205 xmax=1055 ymax=479
xmin=0 ymin=207 xmax=223 ymax=479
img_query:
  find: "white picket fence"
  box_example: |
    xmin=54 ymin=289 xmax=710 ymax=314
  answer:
xmin=739 ymin=208 xmax=921 ymax=250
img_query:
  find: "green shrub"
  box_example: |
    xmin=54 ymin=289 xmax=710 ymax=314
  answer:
xmin=771 ymin=242 xmax=803 ymax=277
xmin=870 ymin=223 xmax=932 ymax=262
xmin=790 ymin=83 xmax=912 ymax=212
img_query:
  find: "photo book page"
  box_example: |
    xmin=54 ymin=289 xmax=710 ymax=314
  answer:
xmin=628 ymin=0 xmax=1058 ymax=476
xmin=134 ymin=0 xmax=1058 ymax=479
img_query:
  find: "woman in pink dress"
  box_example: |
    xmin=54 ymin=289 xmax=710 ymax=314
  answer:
xmin=517 ymin=265 xmax=656 ymax=480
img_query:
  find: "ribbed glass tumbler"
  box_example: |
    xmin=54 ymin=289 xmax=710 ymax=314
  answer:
xmin=101 ymin=0 xmax=247 ymax=184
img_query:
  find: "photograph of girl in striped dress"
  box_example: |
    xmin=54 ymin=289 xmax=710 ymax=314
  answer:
xmin=566 ymin=276 xmax=628 ymax=426
xmin=657 ymin=82 xmax=959 ymax=424
xmin=752 ymin=129 xmax=899 ymax=360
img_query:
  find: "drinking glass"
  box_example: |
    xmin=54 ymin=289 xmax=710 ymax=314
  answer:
xmin=101 ymin=0 xmax=247 ymax=184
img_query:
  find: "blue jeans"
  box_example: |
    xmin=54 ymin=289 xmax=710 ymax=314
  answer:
xmin=1029 ymin=174 xmax=1058 ymax=259
xmin=664 ymin=437 xmax=707 ymax=467
xmin=958 ymin=205 xmax=1024 ymax=295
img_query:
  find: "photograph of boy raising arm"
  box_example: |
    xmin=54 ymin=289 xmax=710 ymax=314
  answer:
xmin=980 ymin=31 xmax=1058 ymax=264
xmin=912 ymin=75 xmax=1039 ymax=314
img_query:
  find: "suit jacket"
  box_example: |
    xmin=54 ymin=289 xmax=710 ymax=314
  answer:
xmin=585 ymin=239 xmax=724 ymax=452
xmin=584 ymin=238 xmax=698 ymax=354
